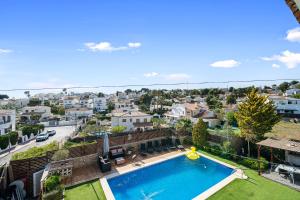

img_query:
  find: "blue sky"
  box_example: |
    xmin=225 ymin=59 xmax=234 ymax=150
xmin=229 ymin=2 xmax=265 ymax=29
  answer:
xmin=0 ymin=0 xmax=300 ymax=97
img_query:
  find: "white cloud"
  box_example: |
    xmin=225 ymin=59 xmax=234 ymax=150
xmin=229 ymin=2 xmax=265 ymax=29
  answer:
xmin=165 ymin=73 xmax=190 ymax=81
xmin=128 ymin=42 xmax=141 ymax=48
xmin=286 ymin=27 xmax=300 ymax=42
xmin=0 ymin=48 xmax=13 ymax=54
xmin=262 ymin=50 xmax=300 ymax=69
xmin=272 ymin=64 xmax=280 ymax=68
xmin=210 ymin=59 xmax=240 ymax=68
xmin=84 ymin=41 xmax=141 ymax=52
xmin=144 ymin=72 xmax=159 ymax=77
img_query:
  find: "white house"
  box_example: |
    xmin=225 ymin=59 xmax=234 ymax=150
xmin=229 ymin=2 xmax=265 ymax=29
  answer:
xmin=21 ymin=106 xmax=52 ymax=122
xmin=62 ymin=96 xmax=80 ymax=109
xmin=111 ymin=111 xmax=153 ymax=132
xmin=65 ymin=108 xmax=93 ymax=120
xmin=114 ymin=99 xmax=137 ymax=112
xmin=0 ymin=110 xmax=16 ymax=135
xmin=269 ymin=96 xmax=300 ymax=118
xmin=88 ymin=97 xmax=107 ymax=112
xmin=164 ymin=103 xmax=200 ymax=124
xmin=285 ymin=89 xmax=300 ymax=97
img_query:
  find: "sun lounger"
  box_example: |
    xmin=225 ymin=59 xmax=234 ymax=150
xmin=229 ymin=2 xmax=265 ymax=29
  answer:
xmin=98 ymin=156 xmax=111 ymax=173
xmin=140 ymin=143 xmax=147 ymax=157
xmin=147 ymin=141 xmax=154 ymax=153
xmin=175 ymin=139 xmax=185 ymax=150
xmin=154 ymin=140 xmax=162 ymax=152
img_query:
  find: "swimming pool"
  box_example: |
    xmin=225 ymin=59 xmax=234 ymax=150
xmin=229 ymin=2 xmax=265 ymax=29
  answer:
xmin=106 ymin=154 xmax=235 ymax=200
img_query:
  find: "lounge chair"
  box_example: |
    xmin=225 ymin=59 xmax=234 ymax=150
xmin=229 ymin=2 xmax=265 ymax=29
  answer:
xmin=278 ymin=168 xmax=289 ymax=178
xmin=147 ymin=141 xmax=154 ymax=153
xmin=161 ymin=139 xmax=168 ymax=151
xmin=175 ymin=139 xmax=185 ymax=150
xmin=98 ymin=156 xmax=111 ymax=173
xmin=140 ymin=143 xmax=147 ymax=157
xmin=154 ymin=140 xmax=162 ymax=152
xmin=168 ymin=138 xmax=176 ymax=150
xmin=109 ymin=147 xmax=125 ymax=159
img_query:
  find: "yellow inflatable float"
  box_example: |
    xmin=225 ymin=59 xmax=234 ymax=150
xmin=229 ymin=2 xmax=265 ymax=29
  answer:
xmin=186 ymin=147 xmax=200 ymax=160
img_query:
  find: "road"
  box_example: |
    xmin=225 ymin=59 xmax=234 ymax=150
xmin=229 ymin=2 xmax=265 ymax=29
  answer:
xmin=0 ymin=126 xmax=76 ymax=165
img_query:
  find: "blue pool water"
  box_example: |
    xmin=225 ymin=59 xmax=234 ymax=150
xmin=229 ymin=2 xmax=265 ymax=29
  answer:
xmin=107 ymin=155 xmax=234 ymax=200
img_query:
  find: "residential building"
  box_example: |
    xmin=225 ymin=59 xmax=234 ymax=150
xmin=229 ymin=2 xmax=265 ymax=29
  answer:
xmin=0 ymin=110 xmax=16 ymax=135
xmin=269 ymin=96 xmax=300 ymax=118
xmin=20 ymin=106 xmax=52 ymax=122
xmin=114 ymin=99 xmax=137 ymax=112
xmin=65 ymin=108 xmax=93 ymax=120
xmin=88 ymin=97 xmax=107 ymax=112
xmin=164 ymin=103 xmax=200 ymax=124
xmin=62 ymin=96 xmax=80 ymax=109
xmin=111 ymin=111 xmax=153 ymax=132
xmin=285 ymin=89 xmax=300 ymax=96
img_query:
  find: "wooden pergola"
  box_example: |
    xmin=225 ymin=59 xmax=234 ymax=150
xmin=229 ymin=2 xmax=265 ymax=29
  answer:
xmin=286 ymin=0 xmax=300 ymax=23
xmin=257 ymin=138 xmax=300 ymax=175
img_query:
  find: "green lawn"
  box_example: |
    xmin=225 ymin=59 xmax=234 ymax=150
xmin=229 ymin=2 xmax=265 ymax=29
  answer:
xmin=64 ymin=179 xmax=106 ymax=200
xmin=198 ymin=151 xmax=300 ymax=200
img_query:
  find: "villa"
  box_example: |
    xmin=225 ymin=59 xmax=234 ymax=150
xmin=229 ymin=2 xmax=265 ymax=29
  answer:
xmin=269 ymin=95 xmax=300 ymax=118
xmin=111 ymin=111 xmax=153 ymax=132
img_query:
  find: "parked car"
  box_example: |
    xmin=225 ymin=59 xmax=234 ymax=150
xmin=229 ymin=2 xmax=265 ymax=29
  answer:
xmin=36 ymin=132 xmax=49 ymax=142
xmin=47 ymin=130 xmax=56 ymax=136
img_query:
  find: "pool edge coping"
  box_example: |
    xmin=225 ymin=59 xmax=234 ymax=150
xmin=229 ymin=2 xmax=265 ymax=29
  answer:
xmin=100 ymin=150 xmax=246 ymax=200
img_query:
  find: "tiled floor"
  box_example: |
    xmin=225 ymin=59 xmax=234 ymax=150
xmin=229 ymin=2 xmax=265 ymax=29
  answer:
xmin=62 ymin=149 xmax=185 ymax=187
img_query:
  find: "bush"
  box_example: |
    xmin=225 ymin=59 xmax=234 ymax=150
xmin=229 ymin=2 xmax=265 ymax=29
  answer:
xmin=12 ymin=142 xmax=58 ymax=160
xmin=182 ymin=136 xmax=193 ymax=145
xmin=0 ymin=135 xmax=9 ymax=150
xmin=44 ymin=175 xmax=61 ymax=192
xmin=239 ymin=157 xmax=268 ymax=170
xmin=9 ymin=131 xmax=18 ymax=145
xmin=111 ymin=125 xmax=126 ymax=133
xmin=22 ymin=124 xmax=44 ymax=137
xmin=87 ymin=120 xmax=96 ymax=125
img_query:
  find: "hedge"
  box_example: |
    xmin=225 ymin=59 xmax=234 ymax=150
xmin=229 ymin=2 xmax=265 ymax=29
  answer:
xmin=12 ymin=141 xmax=58 ymax=160
xmin=22 ymin=124 xmax=45 ymax=137
xmin=0 ymin=131 xmax=19 ymax=150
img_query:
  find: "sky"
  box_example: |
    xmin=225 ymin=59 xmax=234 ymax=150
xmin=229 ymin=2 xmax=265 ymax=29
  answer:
xmin=0 ymin=0 xmax=300 ymax=97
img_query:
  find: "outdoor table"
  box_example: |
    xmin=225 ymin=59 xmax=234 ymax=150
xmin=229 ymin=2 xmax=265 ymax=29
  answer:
xmin=115 ymin=157 xmax=126 ymax=165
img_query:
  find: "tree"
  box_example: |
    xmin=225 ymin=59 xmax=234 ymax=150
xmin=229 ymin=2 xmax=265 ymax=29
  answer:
xmin=97 ymin=92 xmax=105 ymax=97
xmin=175 ymin=119 xmax=193 ymax=134
xmin=235 ymin=89 xmax=280 ymax=157
xmin=226 ymin=94 xmax=237 ymax=105
xmin=192 ymin=118 xmax=208 ymax=147
xmin=24 ymin=91 xmax=30 ymax=98
xmin=290 ymin=80 xmax=299 ymax=85
xmin=0 ymin=94 xmax=9 ymax=99
xmin=278 ymin=82 xmax=290 ymax=92
xmin=226 ymin=111 xmax=237 ymax=127
xmin=206 ymin=95 xmax=223 ymax=110
xmin=107 ymin=102 xmax=115 ymax=112
xmin=152 ymin=118 xmax=166 ymax=130
xmin=28 ymin=98 xmax=41 ymax=106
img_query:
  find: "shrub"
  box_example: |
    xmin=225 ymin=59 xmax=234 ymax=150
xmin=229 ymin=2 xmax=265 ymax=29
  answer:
xmin=44 ymin=175 xmax=61 ymax=192
xmin=87 ymin=120 xmax=96 ymax=125
xmin=9 ymin=131 xmax=18 ymax=145
xmin=42 ymin=187 xmax=63 ymax=200
xmin=12 ymin=142 xmax=58 ymax=160
xmin=111 ymin=125 xmax=126 ymax=133
xmin=51 ymin=149 xmax=69 ymax=161
xmin=0 ymin=135 xmax=9 ymax=150
xmin=22 ymin=124 xmax=44 ymax=137
xmin=182 ymin=136 xmax=193 ymax=145
xmin=239 ymin=157 xmax=268 ymax=170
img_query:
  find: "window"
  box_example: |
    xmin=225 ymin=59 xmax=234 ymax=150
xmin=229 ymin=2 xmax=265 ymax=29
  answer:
xmin=122 ymin=119 xmax=126 ymax=122
xmin=144 ymin=118 xmax=147 ymax=122
xmin=136 ymin=119 xmax=140 ymax=123
xmin=130 ymin=118 xmax=132 ymax=122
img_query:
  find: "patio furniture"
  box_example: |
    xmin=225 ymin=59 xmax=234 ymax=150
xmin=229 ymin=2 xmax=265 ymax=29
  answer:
xmin=110 ymin=147 xmax=125 ymax=159
xmin=115 ymin=157 xmax=126 ymax=165
xmin=147 ymin=141 xmax=154 ymax=153
xmin=168 ymin=138 xmax=176 ymax=150
xmin=161 ymin=139 xmax=168 ymax=151
xmin=140 ymin=143 xmax=147 ymax=157
xmin=175 ymin=139 xmax=185 ymax=150
xmin=98 ymin=156 xmax=111 ymax=173
xmin=154 ymin=140 xmax=162 ymax=152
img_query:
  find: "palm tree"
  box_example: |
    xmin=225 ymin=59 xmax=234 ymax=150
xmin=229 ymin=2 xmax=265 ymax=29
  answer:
xmin=24 ymin=91 xmax=30 ymax=98
xmin=175 ymin=119 xmax=193 ymax=135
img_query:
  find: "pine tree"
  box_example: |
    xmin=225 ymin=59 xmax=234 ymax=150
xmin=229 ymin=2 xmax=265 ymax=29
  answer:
xmin=235 ymin=89 xmax=280 ymax=156
xmin=192 ymin=118 xmax=208 ymax=147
